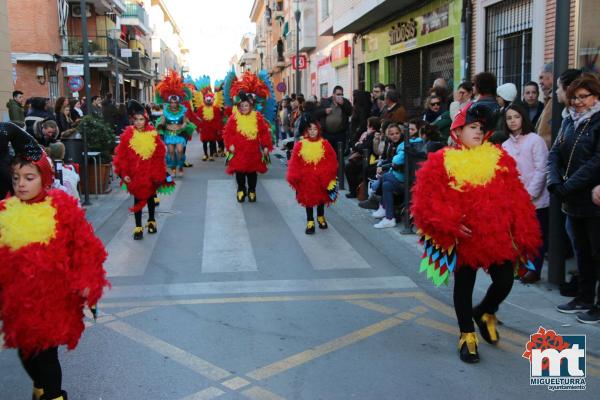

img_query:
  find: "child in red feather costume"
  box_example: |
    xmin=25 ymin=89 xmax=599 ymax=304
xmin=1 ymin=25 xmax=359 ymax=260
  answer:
xmin=0 ymin=123 xmax=109 ymax=400
xmin=113 ymin=100 xmax=170 ymax=240
xmin=287 ymin=119 xmax=338 ymax=234
xmin=410 ymin=102 xmax=541 ymax=364
xmin=192 ymin=78 xmax=224 ymax=161
xmin=223 ymin=71 xmax=273 ymax=202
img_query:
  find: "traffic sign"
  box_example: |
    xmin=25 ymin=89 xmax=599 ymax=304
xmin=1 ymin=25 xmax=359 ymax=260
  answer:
xmin=276 ymin=82 xmax=287 ymax=93
xmin=292 ymin=55 xmax=307 ymax=70
xmin=68 ymin=76 xmax=84 ymax=92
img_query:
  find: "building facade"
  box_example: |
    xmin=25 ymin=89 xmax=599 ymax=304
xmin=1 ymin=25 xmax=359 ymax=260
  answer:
xmin=0 ymin=0 xmax=13 ymax=118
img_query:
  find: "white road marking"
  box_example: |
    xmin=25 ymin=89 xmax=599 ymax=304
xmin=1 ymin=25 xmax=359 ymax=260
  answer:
xmin=262 ymin=179 xmax=370 ymax=270
xmin=201 ymin=180 xmax=258 ymax=273
xmin=103 ymin=182 xmax=182 ymax=277
xmin=103 ymin=276 xmax=417 ymax=299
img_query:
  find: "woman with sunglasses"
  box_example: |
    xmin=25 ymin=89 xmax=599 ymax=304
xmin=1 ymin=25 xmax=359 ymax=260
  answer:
xmin=411 ymin=102 xmax=540 ymax=363
xmin=549 ymin=73 xmax=600 ymax=324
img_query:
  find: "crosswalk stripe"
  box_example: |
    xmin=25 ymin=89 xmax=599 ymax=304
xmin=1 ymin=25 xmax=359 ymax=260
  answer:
xmin=103 ymin=182 xmax=181 ymax=277
xmin=262 ymin=180 xmax=371 ymax=270
xmin=201 ymin=180 xmax=258 ymax=273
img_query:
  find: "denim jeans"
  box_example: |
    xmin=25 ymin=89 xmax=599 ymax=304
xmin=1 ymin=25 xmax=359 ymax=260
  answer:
xmin=381 ymin=171 xmax=404 ymax=219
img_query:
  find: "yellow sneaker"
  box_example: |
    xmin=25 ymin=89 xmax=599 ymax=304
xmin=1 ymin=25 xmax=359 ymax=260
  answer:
xmin=133 ymin=226 xmax=144 ymax=240
xmin=248 ymin=192 xmax=256 ymax=202
xmin=146 ymin=221 xmax=158 ymax=234
xmin=237 ymin=190 xmax=246 ymax=202
xmin=458 ymin=332 xmax=479 ymax=363
xmin=305 ymin=220 xmax=316 ymax=234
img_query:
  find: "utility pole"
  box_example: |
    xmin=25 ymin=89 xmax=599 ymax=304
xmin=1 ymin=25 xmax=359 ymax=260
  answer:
xmin=80 ymin=0 xmax=92 ymax=205
xmin=548 ymin=0 xmax=571 ymax=285
xmin=294 ymin=2 xmax=301 ymax=95
xmin=111 ymin=29 xmax=121 ymax=104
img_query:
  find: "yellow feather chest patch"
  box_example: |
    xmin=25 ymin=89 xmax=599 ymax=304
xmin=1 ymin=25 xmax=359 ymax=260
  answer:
xmin=0 ymin=197 xmax=57 ymax=251
xmin=299 ymin=139 xmax=325 ymax=165
xmin=443 ymin=143 xmax=504 ymax=191
xmin=202 ymin=106 xmax=215 ymax=121
xmin=234 ymin=109 xmax=258 ymax=139
xmin=129 ymin=129 xmax=158 ymax=160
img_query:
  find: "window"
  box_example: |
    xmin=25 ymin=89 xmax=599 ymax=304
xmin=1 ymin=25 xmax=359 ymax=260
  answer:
xmin=485 ymin=0 xmax=533 ymax=95
xmin=368 ymin=60 xmax=379 ymax=87
xmin=321 ymin=0 xmax=330 ymax=21
xmin=320 ymin=83 xmax=329 ymax=100
xmin=357 ymin=63 xmax=365 ymax=91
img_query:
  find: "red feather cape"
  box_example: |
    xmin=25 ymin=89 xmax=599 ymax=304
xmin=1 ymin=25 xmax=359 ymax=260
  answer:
xmin=195 ymin=105 xmax=224 ymax=142
xmin=113 ymin=125 xmax=167 ymax=212
xmin=287 ymin=138 xmax=338 ymax=207
xmin=410 ymin=146 xmax=541 ymax=270
xmin=222 ymin=111 xmax=273 ymax=174
xmin=0 ymin=190 xmax=109 ymax=356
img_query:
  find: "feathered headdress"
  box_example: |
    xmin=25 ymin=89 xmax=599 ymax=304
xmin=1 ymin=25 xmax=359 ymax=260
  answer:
xmin=230 ymin=71 xmax=270 ymax=105
xmin=155 ymin=70 xmax=193 ymax=105
xmin=223 ymin=67 xmax=238 ymax=108
xmin=192 ymin=76 xmax=215 ymax=109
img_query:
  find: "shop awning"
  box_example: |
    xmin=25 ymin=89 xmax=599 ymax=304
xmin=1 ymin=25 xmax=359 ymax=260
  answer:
xmin=11 ymin=53 xmax=57 ymax=63
xmin=62 ymin=62 xmax=109 ymax=69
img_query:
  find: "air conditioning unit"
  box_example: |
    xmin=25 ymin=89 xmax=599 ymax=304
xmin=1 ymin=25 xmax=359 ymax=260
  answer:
xmin=71 ymin=4 xmax=92 ymax=18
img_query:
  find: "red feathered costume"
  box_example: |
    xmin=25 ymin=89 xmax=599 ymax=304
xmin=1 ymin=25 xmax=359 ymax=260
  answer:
xmin=113 ymin=124 xmax=167 ymax=213
xmin=411 ymin=142 xmax=541 ymax=278
xmin=223 ymin=108 xmax=273 ymax=174
xmin=0 ymin=189 xmax=109 ymax=356
xmin=287 ymin=134 xmax=338 ymax=207
xmin=196 ymin=103 xmax=223 ymax=142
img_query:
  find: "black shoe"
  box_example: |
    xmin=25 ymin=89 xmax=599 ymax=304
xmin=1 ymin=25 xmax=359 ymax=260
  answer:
xmin=133 ymin=227 xmax=144 ymax=240
xmin=458 ymin=332 xmax=479 ymax=363
xmin=305 ymin=220 xmax=315 ymax=234
xmin=317 ymin=216 xmax=328 ymax=229
xmin=248 ymin=192 xmax=257 ymax=202
xmin=556 ymin=298 xmax=593 ymax=314
xmin=146 ymin=220 xmax=158 ymax=234
xmin=358 ymin=195 xmax=379 ymax=210
xmin=41 ymin=390 xmax=68 ymax=400
xmin=345 ymin=192 xmax=357 ymax=199
xmin=576 ymin=306 xmax=600 ymax=324
xmin=473 ymin=308 xmax=499 ymax=345
xmin=520 ymin=271 xmax=540 ymax=284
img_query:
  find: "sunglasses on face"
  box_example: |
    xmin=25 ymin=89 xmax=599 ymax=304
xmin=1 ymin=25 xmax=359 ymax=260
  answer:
xmin=430 ymin=102 xmax=441 ymax=106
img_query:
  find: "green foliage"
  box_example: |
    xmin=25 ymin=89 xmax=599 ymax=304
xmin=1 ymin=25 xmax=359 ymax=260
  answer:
xmin=79 ymin=115 xmax=116 ymax=163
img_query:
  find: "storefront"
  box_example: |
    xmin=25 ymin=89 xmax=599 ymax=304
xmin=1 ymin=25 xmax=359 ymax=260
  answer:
xmin=358 ymin=0 xmax=462 ymax=116
xmin=314 ymin=34 xmax=354 ymax=100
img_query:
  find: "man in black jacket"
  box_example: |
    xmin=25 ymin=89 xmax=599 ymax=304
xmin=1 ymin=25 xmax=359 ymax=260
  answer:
xmin=314 ymin=85 xmax=352 ymax=154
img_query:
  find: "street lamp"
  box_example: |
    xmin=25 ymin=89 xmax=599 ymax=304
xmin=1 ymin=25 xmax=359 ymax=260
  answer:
xmin=109 ymin=28 xmax=121 ymax=104
xmin=294 ymin=0 xmax=301 ymax=95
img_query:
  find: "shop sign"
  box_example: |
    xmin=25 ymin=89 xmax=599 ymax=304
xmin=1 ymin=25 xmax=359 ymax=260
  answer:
xmin=66 ymin=65 xmax=84 ymax=76
xmin=331 ymin=41 xmax=350 ymax=68
xmin=421 ymin=4 xmax=449 ymax=36
xmin=317 ymin=56 xmax=330 ymax=68
xmin=389 ymin=19 xmax=418 ymax=46
xmin=292 ymin=55 xmax=307 ymax=70
xmin=311 ymin=72 xmax=317 ymax=96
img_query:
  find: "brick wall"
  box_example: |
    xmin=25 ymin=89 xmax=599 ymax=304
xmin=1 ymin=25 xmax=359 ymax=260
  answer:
xmin=543 ymin=0 xmax=577 ymax=68
xmin=0 ymin=0 xmax=12 ymax=115
xmin=8 ymin=0 xmax=61 ymax=54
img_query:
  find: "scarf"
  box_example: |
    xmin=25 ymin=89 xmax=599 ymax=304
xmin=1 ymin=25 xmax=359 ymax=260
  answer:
xmin=569 ymin=100 xmax=600 ymax=130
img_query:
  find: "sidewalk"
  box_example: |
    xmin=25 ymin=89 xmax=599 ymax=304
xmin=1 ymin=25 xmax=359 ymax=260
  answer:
xmin=333 ymin=190 xmax=600 ymax=355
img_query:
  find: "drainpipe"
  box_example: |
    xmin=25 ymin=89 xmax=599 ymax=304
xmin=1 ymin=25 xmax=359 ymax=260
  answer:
xmin=461 ymin=0 xmax=472 ymax=82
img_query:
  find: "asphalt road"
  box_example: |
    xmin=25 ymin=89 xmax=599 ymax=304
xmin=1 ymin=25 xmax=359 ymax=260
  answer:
xmin=0 ymin=140 xmax=598 ymax=399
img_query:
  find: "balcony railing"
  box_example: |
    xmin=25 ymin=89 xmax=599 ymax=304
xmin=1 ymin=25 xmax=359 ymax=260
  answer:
xmin=67 ymin=35 xmax=128 ymax=58
xmin=128 ymin=51 xmax=152 ymax=74
xmin=122 ymin=1 xmax=151 ymax=33
xmin=285 ymin=30 xmax=297 ymax=57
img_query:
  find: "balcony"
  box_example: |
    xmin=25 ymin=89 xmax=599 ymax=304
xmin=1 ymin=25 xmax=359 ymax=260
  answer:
xmin=285 ymin=29 xmax=297 ymax=57
xmin=66 ymin=35 xmax=129 ymax=65
xmin=121 ymin=1 xmax=151 ymax=35
xmin=271 ymin=43 xmax=285 ymax=71
xmin=125 ymin=51 xmax=153 ymax=79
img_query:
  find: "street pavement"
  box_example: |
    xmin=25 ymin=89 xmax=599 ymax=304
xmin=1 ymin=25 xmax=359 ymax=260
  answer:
xmin=1 ymin=139 xmax=598 ymax=400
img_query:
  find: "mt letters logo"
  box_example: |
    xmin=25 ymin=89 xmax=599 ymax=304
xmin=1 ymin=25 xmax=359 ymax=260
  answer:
xmin=523 ymin=327 xmax=586 ymax=391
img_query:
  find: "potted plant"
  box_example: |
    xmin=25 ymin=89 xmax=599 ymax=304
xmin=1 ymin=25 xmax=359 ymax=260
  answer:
xmin=78 ymin=115 xmax=116 ymax=194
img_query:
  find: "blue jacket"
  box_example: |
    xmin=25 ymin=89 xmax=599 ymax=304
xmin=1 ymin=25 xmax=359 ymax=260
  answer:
xmin=391 ymin=137 xmax=423 ymax=182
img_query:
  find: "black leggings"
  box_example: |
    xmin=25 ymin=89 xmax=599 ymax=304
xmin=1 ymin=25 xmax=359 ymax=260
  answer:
xmin=202 ymin=141 xmax=217 ymax=156
xmin=453 ymin=261 xmax=514 ymax=332
xmin=570 ymin=216 xmax=600 ymax=304
xmin=19 ymin=347 xmax=62 ymax=398
xmin=306 ymin=205 xmax=325 ymax=221
xmin=134 ymin=196 xmax=156 ymax=227
xmin=235 ymin=172 xmax=258 ymax=192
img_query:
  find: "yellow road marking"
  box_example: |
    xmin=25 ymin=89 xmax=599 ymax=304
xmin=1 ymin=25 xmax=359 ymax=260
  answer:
xmin=241 ymin=386 xmax=286 ymax=400
xmin=100 ymin=291 xmax=423 ymax=309
xmin=246 ymin=307 xmax=427 ymax=381
xmin=115 ymin=306 xmax=154 ymax=318
xmin=346 ymin=300 xmax=398 ymax=315
xmin=221 ymin=377 xmax=251 ymax=390
xmin=179 ymin=387 xmax=225 ymax=400
xmin=106 ymin=320 xmax=232 ymax=381
xmin=413 ymin=292 xmax=455 ymax=318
